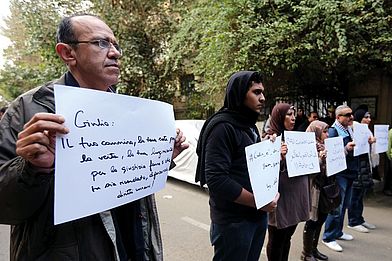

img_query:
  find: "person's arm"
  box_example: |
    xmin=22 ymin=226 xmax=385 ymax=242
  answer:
xmin=0 ymin=101 xmax=68 ymax=224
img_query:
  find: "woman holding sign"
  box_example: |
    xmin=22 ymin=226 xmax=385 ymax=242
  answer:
xmin=301 ymin=121 xmax=332 ymax=261
xmin=266 ymin=103 xmax=310 ymax=261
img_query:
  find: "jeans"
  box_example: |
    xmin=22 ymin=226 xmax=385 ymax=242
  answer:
xmin=348 ymin=187 xmax=366 ymax=226
xmin=210 ymin=215 xmax=268 ymax=261
xmin=322 ymin=175 xmax=353 ymax=242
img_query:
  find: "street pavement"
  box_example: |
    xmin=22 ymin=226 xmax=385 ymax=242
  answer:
xmin=0 ymin=178 xmax=391 ymax=260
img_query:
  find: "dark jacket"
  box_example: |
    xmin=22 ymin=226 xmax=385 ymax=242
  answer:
xmin=196 ymin=71 xmax=265 ymax=224
xmin=353 ymin=154 xmax=373 ymax=189
xmin=0 ymin=75 xmax=162 ymax=261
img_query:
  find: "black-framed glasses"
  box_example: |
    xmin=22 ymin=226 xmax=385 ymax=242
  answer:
xmin=339 ymin=112 xmax=353 ymax=117
xmin=67 ymin=39 xmax=122 ymax=56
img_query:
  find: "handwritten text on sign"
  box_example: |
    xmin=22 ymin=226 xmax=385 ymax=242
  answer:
xmin=374 ymin=125 xmax=389 ymax=154
xmin=325 ymin=136 xmax=347 ymax=177
xmin=245 ymin=135 xmax=282 ymax=209
xmin=284 ymin=131 xmax=320 ymax=177
xmin=54 ymin=85 xmax=175 ymax=225
xmin=353 ymin=123 xmax=370 ymax=156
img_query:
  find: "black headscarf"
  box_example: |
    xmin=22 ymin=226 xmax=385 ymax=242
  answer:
xmin=354 ymin=109 xmax=367 ymax=122
xmin=195 ymin=71 xmax=262 ymax=186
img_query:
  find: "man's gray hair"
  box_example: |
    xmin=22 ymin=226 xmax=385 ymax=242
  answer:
xmin=335 ymin=105 xmax=351 ymax=117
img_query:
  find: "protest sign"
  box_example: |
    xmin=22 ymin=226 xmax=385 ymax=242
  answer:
xmin=374 ymin=125 xmax=389 ymax=154
xmin=245 ymin=135 xmax=281 ymax=209
xmin=54 ymin=85 xmax=175 ymax=225
xmin=353 ymin=123 xmax=370 ymax=156
xmin=284 ymin=131 xmax=320 ymax=177
xmin=325 ymin=136 xmax=347 ymax=176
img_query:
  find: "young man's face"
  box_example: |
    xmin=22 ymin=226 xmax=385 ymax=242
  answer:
xmin=243 ymin=82 xmax=265 ymax=113
xmin=69 ymin=16 xmax=122 ymax=91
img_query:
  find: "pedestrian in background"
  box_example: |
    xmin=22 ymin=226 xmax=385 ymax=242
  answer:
xmin=196 ymin=71 xmax=279 ymax=261
xmin=266 ymin=103 xmax=310 ymax=261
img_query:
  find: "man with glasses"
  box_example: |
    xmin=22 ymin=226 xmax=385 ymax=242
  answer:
xmin=0 ymin=14 xmax=188 ymax=260
xmin=322 ymin=105 xmax=357 ymax=252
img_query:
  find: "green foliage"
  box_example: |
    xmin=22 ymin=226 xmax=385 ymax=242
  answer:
xmin=167 ymin=0 xmax=392 ymax=102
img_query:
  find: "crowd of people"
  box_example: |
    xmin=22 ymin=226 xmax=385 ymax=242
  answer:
xmin=196 ymin=71 xmax=391 ymax=261
xmin=0 ymin=13 xmax=391 ymax=261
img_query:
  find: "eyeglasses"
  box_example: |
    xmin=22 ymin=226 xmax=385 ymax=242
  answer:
xmin=66 ymin=39 xmax=123 ymax=56
xmin=339 ymin=112 xmax=352 ymax=117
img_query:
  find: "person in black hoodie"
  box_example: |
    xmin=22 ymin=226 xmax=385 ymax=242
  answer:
xmin=196 ymin=71 xmax=279 ymax=261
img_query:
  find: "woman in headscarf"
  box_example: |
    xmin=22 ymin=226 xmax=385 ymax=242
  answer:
xmin=347 ymin=109 xmax=377 ymax=233
xmin=266 ymin=103 xmax=310 ymax=261
xmin=195 ymin=71 xmax=279 ymax=261
xmin=302 ymin=120 xmax=330 ymax=261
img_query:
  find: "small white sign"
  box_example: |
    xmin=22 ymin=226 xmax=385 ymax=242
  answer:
xmin=245 ymin=135 xmax=281 ymax=209
xmin=284 ymin=131 xmax=320 ymax=177
xmin=353 ymin=123 xmax=371 ymax=156
xmin=374 ymin=125 xmax=389 ymax=154
xmin=54 ymin=85 xmax=176 ymax=225
xmin=325 ymin=136 xmax=347 ymax=176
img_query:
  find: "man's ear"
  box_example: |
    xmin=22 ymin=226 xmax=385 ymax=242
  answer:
xmin=55 ymin=43 xmax=76 ymax=66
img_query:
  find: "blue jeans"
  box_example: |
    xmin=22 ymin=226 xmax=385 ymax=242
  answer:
xmin=210 ymin=215 xmax=268 ymax=261
xmin=323 ymin=175 xmax=353 ymax=242
xmin=348 ymin=187 xmax=366 ymax=226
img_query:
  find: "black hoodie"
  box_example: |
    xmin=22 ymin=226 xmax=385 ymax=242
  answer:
xmin=195 ymin=71 xmax=265 ymax=224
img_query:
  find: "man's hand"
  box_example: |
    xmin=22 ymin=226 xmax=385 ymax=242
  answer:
xmin=16 ymin=113 xmax=69 ymax=169
xmin=260 ymin=192 xmax=280 ymax=212
xmin=345 ymin=141 xmax=355 ymax=151
xmin=172 ymin=128 xmax=189 ymax=159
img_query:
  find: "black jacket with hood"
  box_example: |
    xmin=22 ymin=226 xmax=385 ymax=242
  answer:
xmin=195 ymin=71 xmax=265 ymax=224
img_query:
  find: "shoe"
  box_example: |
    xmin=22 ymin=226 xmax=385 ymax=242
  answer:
xmin=312 ymin=249 xmax=328 ymax=260
xmin=362 ymin=222 xmax=376 ymax=229
xmin=347 ymin=224 xmax=369 ymax=233
xmin=322 ymin=240 xmax=343 ymax=252
xmin=337 ymin=233 xmax=353 ymax=241
xmin=300 ymin=253 xmax=316 ymax=261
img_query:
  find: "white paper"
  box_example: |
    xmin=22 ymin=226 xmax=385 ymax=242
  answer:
xmin=284 ymin=131 xmax=320 ymax=177
xmin=374 ymin=125 xmax=389 ymax=154
xmin=353 ymin=123 xmax=370 ymax=156
xmin=245 ymin=135 xmax=281 ymax=209
xmin=54 ymin=85 xmax=176 ymax=225
xmin=325 ymin=136 xmax=347 ymax=177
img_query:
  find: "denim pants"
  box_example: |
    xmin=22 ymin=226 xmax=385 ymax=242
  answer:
xmin=348 ymin=187 xmax=366 ymax=226
xmin=210 ymin=214 xmax=268 ymax=261
xmin=323 ymin=175 xmax=353 ymax=242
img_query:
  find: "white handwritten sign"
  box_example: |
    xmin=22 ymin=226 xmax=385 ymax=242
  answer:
xmin=284 ymin=131 xmax=320 ymax=177
xmin=54 ymin=85 xmax=176 ymax=225
xmin=325 ymin=137 xmax=347 ymax=177
xmin=353 ymin=123 xmax=370 ymax=156
xmin=245 ymin=135 xmax=281 ymax=209
xmin=374 ymin=125 xmax=389 ymax=154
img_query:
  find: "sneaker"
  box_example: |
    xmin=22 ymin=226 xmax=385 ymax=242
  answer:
xmin=347 ymin=224 xmax=369 ymax=233
xmin=362 ymin=221 xmax=376 ymax=229
xmin=337 ymin=233 xmax=354 ymax=241
xmin=322 ymin=240 xmax=343 ymax=252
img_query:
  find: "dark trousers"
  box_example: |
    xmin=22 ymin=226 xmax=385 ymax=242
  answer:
xmin=303 ymin=212 xmax=328 ymax=255
xmin=267 ymin=224 xmax=298 ymax=261
xmin=210 ymin=215 xmax=268 ymax=261
xmin=348 ymin=187 xmax=366 ymax=226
